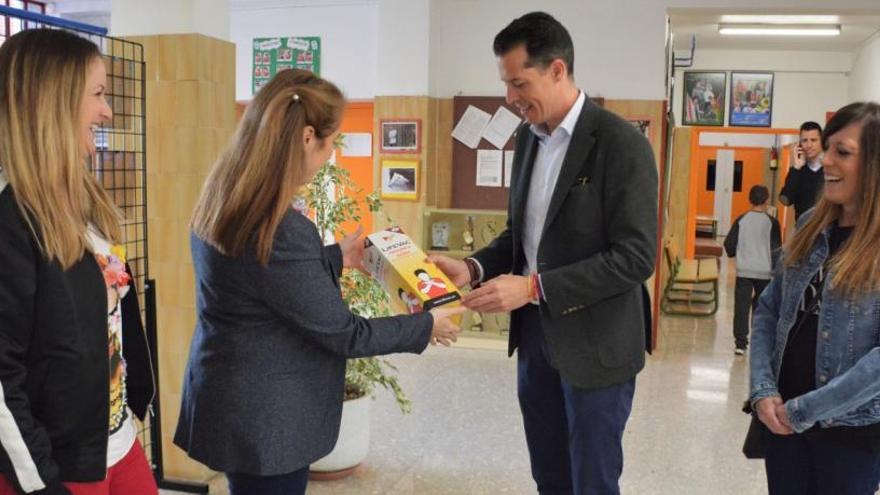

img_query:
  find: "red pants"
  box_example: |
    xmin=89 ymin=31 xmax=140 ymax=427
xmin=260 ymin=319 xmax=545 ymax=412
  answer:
xmin=0 ymin=439 xmax=158 ymax=495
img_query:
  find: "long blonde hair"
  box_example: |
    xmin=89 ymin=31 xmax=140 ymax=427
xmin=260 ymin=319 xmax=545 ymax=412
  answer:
xmin=785 ymin=102 xmax=880 ymax=294
xmin=191 ymin=69 xmax=345 ymax=265
xmin=0 ymin=29 xmax=121 ymax=269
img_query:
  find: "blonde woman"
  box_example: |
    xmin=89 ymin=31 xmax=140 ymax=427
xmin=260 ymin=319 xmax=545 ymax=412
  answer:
xmin=0 ymin=30 xmax=157 ymax=495
xmin=750 ymin=102 xmax=880 ymax=494
xmin=174 ymin=69 xmax=462 ymax=495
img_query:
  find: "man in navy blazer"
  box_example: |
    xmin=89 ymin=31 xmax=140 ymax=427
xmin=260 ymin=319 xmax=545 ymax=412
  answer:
xmin=432 ymin=12 xmax=658 ymax=495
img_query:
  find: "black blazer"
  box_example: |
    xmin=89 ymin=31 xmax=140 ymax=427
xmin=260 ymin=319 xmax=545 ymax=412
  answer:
xmin=0 ymin=184 xmax=153 ymax=493
xmin=174 ymin=209 xmax=433 ymax=476
xmin=473 ymin=96 xmax=658 ymax=389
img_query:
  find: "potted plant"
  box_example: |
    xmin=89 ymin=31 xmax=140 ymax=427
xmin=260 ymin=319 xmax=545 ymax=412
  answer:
xmin=305 ymin=152 xmax=411 ymax=479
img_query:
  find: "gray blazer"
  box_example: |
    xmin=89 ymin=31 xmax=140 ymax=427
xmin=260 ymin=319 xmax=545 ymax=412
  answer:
xmin=173 ymin=210 xmax=433 ymax=475
xmin=473 ymin=96 xmax=658 ymax=390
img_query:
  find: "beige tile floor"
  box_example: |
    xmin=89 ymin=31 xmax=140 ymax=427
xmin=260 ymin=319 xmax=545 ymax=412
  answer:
xmin=166 ymin=259 xmax=773 ymax=494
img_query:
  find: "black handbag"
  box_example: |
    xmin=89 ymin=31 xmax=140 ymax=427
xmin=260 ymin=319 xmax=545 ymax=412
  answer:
xmin=741 ymin=291 xmax=822 ymax=459
xmin=742 ymin=401 xmax=769 ymax=459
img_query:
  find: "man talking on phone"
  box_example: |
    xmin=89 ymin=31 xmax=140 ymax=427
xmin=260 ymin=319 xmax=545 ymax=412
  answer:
xmin=779 ymin=121 xmax=823 ymax=220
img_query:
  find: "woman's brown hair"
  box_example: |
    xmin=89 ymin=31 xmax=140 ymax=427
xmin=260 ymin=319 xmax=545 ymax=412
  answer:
xmin=0 ymin=28 xmax=121 ymax=268
xmin=191 ymin=69 xmax=345 ymax=264
xmin=785 ymin=101 xmax=880 ymax=294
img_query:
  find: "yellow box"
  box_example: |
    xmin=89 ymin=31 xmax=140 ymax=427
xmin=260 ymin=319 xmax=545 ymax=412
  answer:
xmin=364 ymin=227 xmax=461 ymax=316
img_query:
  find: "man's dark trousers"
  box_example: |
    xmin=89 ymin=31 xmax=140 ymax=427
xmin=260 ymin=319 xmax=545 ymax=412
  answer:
xmin=516 ymin=305 xmax=635 ymax=495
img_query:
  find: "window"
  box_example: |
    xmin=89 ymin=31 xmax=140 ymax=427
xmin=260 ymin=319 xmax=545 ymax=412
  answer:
xmin=706 ymin=159 xmax=743 ymax=192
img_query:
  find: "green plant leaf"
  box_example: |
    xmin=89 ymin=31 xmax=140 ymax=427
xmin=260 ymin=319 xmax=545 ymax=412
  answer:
xmin=305 ymin=158 xmax=411 ymax=414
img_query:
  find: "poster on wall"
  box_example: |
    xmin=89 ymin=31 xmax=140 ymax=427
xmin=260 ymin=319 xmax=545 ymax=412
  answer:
xmin=252 ymin=36 xmax=321 ymax=93
xmin=682 ymin=71 xmax=726 ymax=126
xmin=729 ymin=72 xmax=774 ymax=127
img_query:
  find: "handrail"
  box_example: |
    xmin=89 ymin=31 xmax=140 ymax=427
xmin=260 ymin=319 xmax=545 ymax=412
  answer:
xmin=0 ymin=4 xmax=107 ymax=36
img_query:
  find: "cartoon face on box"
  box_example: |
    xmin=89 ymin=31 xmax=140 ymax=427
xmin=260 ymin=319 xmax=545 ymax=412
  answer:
xmin=364 ymin=227 xmax=461 ymax=316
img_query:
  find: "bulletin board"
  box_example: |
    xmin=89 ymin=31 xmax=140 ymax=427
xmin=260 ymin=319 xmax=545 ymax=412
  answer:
xmin=451 ymin=96 xmax=518 ymax=210
xmin=450 ymin=95 xmax=605 ymax=210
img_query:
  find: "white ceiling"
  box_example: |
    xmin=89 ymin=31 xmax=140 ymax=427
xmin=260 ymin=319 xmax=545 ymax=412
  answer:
xmin=670 ymin=9 xmax=880 ymax=52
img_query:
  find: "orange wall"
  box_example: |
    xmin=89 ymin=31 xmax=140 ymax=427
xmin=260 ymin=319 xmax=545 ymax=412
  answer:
xmin=234 ymin=100 xmax=376 ymax=238
xmin=685 ymin=127 xmax=798 ymax=257
xmin=336 ymin=101 xmax=375 ymax=237
xmin=694 ymin=147 xmax=767 ymax=224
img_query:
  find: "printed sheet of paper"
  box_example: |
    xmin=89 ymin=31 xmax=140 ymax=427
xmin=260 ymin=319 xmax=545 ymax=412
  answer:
xmin=504 ymin=150 xmax=515 ymax=188
xmin=476 ymin=149 xmax=503 ymax=187
xmin=341 ymin=132 xmax=372 ymax=157
xmin=452 ymin=105 xmax=491 ymax=149
xmin=482 ymin=106 xmax=522 ymax=149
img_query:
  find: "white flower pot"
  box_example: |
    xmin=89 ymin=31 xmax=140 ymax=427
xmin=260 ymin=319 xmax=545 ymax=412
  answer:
xmin=310 ymin=394 xmax=371 ymax=476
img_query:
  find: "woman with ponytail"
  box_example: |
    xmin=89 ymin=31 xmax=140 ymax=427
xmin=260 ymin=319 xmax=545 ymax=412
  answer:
xmin=174 ymin=69 xmax=462 ymax=494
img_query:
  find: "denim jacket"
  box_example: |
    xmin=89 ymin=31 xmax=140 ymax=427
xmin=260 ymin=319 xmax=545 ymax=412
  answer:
xmin=749 ymin=215 xmax=880 ymax=433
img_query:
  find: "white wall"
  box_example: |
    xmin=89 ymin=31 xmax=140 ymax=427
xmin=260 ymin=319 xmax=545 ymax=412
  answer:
xmin=673 ymin=49 xmax=851 ymax=129
xmin=849 ymin=32 xmax=880 ymax=103
xmin=111 ymin=0 xmax=229 ymax=40
xmin=425 ymin=0 xmax=879 ymax=100
xmin=377 ymin=0 xmax=430 ymax=95
xmin=230 ymin=2 xmax=379 ymax=100
xmin=428 ymin=0 xmax=668 ymax=100
xmin=225 ymin=0 xmax=880 ymax=102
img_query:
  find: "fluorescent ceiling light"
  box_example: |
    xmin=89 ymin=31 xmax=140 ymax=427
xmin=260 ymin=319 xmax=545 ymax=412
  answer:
xmin=719 ymin=15 xmax=840 ymax=25
xmin=718 ymin=23 xmax=841 ymax=36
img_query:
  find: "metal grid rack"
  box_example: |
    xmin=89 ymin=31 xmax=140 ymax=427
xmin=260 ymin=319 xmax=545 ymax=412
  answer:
xmin=0 ymin=6 xmax=205 ymax=493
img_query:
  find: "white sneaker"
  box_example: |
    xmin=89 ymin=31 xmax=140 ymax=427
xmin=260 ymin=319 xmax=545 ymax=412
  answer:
xmin=734 ymin=347 xmax=746 ymax=356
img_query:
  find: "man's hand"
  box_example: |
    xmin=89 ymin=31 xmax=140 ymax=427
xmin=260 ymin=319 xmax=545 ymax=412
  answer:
xmin=339 ymin=226 xmax=365 ymax=272
xmin=755 ymin=396 xmax=793 ymax=435
xmin=426 ymin=254 xmax=471 ymax=287
xmin=462 ymin=274 xmax=531 ymax=313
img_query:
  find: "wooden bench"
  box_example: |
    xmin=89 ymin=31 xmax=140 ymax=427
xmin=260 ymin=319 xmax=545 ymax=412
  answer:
xmin=662 ymin=238 xmax=719 ymax=316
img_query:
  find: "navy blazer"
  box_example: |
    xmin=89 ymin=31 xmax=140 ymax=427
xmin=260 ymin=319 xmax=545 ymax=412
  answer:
xmin=174 ymin=209 xmax=433 ymax=475
xmin=473 ymin=96 xmax=658 ymax=389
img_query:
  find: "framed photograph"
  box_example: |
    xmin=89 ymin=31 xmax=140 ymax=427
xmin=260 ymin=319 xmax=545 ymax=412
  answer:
xmin=380 ymin=159 xmax=419 ymax=201
xmin=380 ymin=119 xmax=420 ymax=153
xmin=682 ymin=71 xmax=726 ymax=126
xmin=627 ymin=117 xmax=654 ymax=146
xmin=729 ymin=72 xmax=774 ymax=127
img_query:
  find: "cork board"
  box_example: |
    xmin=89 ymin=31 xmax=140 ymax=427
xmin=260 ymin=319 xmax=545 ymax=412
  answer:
xmin=450 ymin=96 xmax=519 ymax=210
xmin=451 ymin=96 xmax=605 ymax=210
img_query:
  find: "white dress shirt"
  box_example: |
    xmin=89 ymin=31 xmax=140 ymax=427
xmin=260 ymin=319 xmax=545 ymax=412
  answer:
xmin=522 ymin=90 xmax=586 ymax=276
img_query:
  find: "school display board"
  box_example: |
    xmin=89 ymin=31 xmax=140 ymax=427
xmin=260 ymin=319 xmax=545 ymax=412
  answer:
xmin=451 ymin=96 xmax=517 ymax=210
xmin=252 ymin=36 xmax=321 ymax=93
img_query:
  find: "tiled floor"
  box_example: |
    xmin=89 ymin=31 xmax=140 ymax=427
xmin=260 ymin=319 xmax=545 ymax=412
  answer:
xmin=166 ymin=259 xmax=772 ymax=494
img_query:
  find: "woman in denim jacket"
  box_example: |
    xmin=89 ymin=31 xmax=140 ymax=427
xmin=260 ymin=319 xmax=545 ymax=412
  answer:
xmin=750 ymin=102 xmax=880 ymax=495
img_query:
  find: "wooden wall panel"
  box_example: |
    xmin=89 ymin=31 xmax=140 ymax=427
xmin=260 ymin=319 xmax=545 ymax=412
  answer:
xmin=374 ymin=96 xmax=430 ymax=241
xmin=128 ymin=33 xmax=237 ymax=484
xmin=434 ymin=98 xmax=454 ymax=209
xmin=666 ymin=127 xmax=694 ymax=287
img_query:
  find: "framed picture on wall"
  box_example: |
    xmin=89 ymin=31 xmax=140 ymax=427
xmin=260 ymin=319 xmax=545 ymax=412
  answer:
xmin=627 ymin=117 xmax=654 ymax=146
xmin=682 ymin=71 xmax=726 ymax=126
xmin=729 ymin=72 xmax=774 ymax=127
xmin=380 ymin=119 xmax=421 ymax=153
xmin=380 ymin=159 xmax=419 ymax=201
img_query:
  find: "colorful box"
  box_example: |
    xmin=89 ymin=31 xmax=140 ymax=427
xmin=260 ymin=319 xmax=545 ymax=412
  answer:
xmin=363 ymin=227 xmax=462 ymax=316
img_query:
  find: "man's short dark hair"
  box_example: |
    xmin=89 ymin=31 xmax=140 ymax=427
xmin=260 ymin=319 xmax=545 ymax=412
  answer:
xmin=493 ymin=11 xmax=574 ymax=78
xmin=749 ymin=185 xmax=770 ymax=206
xmin=800 ymin=121 xmax=822 ymax=135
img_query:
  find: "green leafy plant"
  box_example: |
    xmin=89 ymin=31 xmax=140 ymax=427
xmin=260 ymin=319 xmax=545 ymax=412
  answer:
xmin=306 ymin=151 xmax=412 ymax=414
